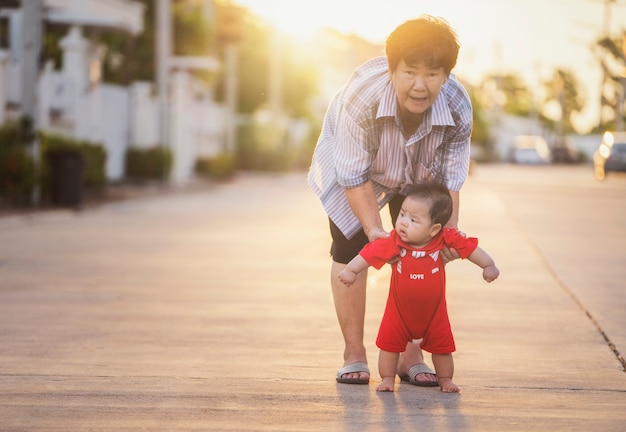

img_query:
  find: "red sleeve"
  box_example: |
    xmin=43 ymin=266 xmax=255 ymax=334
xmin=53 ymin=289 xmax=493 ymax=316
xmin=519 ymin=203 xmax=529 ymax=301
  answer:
xmin=359 ymin=234 xmax=400 ymax=269
xmin=443 ymin=228 xmax=478 ymax=259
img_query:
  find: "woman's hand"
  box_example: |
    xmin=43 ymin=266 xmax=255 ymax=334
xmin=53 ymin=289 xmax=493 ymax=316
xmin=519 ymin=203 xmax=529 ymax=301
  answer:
xmin=441 ymin=228 xmax=464 ymax=263
xmin=441 ymin=246 xmax=460 ymax=263
xmin=367 ymin=226 xmax=390 ymax=242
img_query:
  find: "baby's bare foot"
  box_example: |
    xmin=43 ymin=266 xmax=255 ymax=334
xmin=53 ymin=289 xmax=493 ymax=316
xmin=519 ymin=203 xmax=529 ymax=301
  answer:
xmin=438 ymin=378 xmax=459 ymax=393
xmin=376 ymin=377 xmax=395 ymax=392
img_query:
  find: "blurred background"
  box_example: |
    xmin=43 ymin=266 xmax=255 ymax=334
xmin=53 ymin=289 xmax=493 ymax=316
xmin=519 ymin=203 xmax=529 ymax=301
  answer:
xmin=1 ymin=0 xmax=625 ymax=209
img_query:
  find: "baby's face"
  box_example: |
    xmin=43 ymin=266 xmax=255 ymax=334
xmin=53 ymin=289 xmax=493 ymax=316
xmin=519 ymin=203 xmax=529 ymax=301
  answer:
xmin=395 ymin=196 xmax=437 ymax=247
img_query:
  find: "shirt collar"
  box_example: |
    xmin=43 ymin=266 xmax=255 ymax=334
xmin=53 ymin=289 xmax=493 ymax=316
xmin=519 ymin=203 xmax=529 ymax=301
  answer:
xmin=376 ymin=78 xmax=457 ymax=128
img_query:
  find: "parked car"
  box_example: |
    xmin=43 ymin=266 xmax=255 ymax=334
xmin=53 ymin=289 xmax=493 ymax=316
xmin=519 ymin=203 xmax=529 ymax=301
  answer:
xmin=594 ymin=131 xmax=626 ymax=180
xmin=511 ymin=135 xmax=552 ymax=164
xmin=550 ymin=136 xmax=580 ymax=164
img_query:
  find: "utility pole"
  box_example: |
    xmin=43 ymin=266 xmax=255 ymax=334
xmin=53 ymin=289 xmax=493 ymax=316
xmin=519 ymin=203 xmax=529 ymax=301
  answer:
xmin=618 ymin=31 xmax=626 ymax=131
xmin=601 ymin=0 xmax=626 ymax=131
xmin=602 ymin=0 xmax=615 ymax=33
xmin=20 ymin=0 xmax=42 ymax=204
xmin=268 ymin=26 xmax=282 ymax=139
xmin=216 ymin=2 xmax=243 ymax=155
xmin=156 ymin=0 xmax=171 ymax=180
xmin=592 ymin=0 xmax=619 ymax=127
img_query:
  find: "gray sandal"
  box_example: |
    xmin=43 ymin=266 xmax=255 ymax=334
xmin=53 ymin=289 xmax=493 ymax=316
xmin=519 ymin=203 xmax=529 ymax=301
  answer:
xmin=336 ymin=362 xmax=370 ymax=384
xmin=399 ymin=363 xmax=439 ymax=387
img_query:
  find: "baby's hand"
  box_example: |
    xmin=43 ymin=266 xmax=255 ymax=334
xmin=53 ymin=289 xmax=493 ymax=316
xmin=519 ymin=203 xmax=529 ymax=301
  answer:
xmin=482 ymin=265 xmax=500 ymax=283
xmin=338 ymin=269 xmax=356 ymax=286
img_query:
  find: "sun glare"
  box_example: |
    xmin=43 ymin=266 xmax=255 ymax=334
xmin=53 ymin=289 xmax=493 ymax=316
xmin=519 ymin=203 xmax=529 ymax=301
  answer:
xmin=235 ymin=0 xmax=327 ymax=39
xmin=234 ymin=0 xmax=384 ymax=41
xmin=233 ymin=0 xmax=626 ymax=132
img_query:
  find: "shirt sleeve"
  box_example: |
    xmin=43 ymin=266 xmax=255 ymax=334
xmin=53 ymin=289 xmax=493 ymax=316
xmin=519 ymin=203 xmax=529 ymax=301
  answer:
xmin=333 ymin=105 xmax=373 ymax=189
xmin=438 ymin=125 xmax=471 ymax=192
xmin=359 ymin=236 xmax=399 ymax=269
xmin=443 ymin=228 xmax=478 ymax=259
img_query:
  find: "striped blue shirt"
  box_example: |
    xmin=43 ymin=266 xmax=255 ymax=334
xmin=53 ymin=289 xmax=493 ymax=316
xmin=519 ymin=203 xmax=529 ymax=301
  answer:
xmin=308 ymin=56 xmax=472 ymax=239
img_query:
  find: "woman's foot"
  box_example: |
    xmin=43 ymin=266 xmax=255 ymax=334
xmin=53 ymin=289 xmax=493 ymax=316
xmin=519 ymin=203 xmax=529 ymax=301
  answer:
xmin=336 ymin=361 xmax=370 ymax=384
xmin=398 ymin=363 xmax=438 ymax=386
xmin=397 ymin=345 xmax=438 ymax=386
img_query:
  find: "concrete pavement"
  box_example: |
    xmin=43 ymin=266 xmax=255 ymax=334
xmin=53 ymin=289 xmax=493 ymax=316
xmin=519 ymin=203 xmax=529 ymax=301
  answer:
xmin=1 ymin=169 xmax=625 ymax=431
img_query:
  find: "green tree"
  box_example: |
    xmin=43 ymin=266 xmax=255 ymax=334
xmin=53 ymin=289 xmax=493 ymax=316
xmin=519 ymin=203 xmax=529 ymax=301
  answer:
xmin=466 ymin=85 xmax=495 ymax=161
xmin=542 ymin=68 xmax=584 ymax=134
xmin=42 ymin=0 xmax=216 ymax=85
xmin=213 ymin=6 xmax=318 ymax=117
xmin=593 ymin=35 xmax=625 ymax=131
xmin=499 ymin=74 xmax=533 ymax=116
xmin=99 ymin=0 xmax=155 ymax=84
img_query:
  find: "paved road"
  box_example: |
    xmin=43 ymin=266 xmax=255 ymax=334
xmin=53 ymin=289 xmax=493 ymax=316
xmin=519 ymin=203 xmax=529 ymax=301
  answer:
xmin=470 ymin=165 xmax=626 ymax=368
xmin=1 ymin=165 xmax=625 ymax=431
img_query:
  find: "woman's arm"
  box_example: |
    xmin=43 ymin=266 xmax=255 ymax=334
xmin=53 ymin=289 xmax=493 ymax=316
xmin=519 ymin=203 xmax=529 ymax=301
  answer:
xmin=345 ymin=180 xmax=389 ymax=241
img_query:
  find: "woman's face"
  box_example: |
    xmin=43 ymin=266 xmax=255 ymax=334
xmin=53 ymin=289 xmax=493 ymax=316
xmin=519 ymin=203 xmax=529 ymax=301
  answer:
xmin=390 ymin=59 xmax=447 ymax=117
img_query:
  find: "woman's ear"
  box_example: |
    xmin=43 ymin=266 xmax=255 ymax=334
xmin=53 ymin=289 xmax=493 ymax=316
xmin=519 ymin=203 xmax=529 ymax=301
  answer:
xmin=430 ymin=223 xmax=442 ymax=238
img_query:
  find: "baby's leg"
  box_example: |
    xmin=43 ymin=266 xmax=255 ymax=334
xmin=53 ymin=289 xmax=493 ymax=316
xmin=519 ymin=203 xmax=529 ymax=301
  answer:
xmin=377 ymin=350 xmax=400 ymax=392
xmin=431 ymin=353 xmax=459 ymax=393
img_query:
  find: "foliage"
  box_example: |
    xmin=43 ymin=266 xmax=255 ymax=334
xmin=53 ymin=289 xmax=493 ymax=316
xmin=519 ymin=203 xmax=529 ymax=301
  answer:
xmin=234 ymin=112 xmax=321 ymax=172
xmin=593 ymin=35 xmax=625 ymax=130
xmin=213 ymin=14 xmax=268 ymax=114
xmin=172 ymin=1 xmax=214 ymax=56
xmin=101 ymin=0 xmax=156 ymax=84
xmin=498 ymin=74 xmax=533 ymax=117
xmin=40 ymin=0 xmax=320 ymax=173
xmin=282 ymin=57 xmax=320 ymax=118
xmin=1 ymin=125 xmax=107 ymax=206
xmin=195 ymin=153 xmax=236 ymax=179
xmin=125 ymin=146 xmax=172 ymax=181
xmin=292 ymin=114 xmax=322 ymax=170
xmin=467 ymin=86 xmax=496 ymax=162
xmin=542 ymin=69 xmax=584 ymax=134
xmin=236 ymin=123 xmax=292 ymax=171
xmin=210 ymin=5 xmax=320 ymax=171
xmin=100 ymin=0 xmax=215 ymax=84
xmin=213 ymin=7 xmax=318 ymax=118
xmin=0 ymin=121 xmax=37 ymax=206
xmin=41 ymin=0 xmax=216 ymax=84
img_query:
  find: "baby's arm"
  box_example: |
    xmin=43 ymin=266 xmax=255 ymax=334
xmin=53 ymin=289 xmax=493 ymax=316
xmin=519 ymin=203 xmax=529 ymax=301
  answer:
xmin=338 ymin=255 xmax=371 ymax=286
xmin=467 ymin=247 xmax=500 ymax=282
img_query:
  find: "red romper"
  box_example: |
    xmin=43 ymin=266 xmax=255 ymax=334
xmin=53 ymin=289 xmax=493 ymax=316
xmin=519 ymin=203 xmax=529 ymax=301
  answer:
xmin=359 ymin=228 xmax=478 ymax=355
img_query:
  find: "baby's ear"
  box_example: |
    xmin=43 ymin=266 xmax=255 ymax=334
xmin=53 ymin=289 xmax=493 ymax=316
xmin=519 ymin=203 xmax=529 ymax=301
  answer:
xmin=430 ymin=223 xmax=442 ymax=237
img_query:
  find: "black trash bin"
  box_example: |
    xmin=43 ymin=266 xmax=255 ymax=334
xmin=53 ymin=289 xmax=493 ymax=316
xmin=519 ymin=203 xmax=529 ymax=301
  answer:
xmin=46 ymin=149 xmax=84 ymax=207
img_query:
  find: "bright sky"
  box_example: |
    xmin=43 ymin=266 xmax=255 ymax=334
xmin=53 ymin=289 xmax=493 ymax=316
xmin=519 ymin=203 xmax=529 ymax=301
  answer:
xmin=235 ymin=0 xmax=626 ymax=133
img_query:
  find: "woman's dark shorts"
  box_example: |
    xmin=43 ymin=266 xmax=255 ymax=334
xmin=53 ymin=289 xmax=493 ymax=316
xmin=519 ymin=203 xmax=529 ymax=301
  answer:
xmin=329 ymin=193 xmax=404 ymax=264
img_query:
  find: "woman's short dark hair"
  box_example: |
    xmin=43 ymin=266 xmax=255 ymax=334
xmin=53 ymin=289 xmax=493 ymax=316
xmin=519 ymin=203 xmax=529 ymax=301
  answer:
xmin=385 ymin=15 xmax=460 ymax=75
xmin=402 ymin=181 xmax=453 ymax=226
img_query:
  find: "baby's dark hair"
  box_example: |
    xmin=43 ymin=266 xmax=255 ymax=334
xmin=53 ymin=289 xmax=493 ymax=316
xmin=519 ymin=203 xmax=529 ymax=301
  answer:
xmin=402 ymin=181 xmax=453 ymax=226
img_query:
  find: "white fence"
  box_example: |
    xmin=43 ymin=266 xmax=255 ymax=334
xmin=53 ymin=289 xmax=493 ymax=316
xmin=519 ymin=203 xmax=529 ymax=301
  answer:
xmin=37 ymin=66 xmax=227 ymax=183
xmin=0 ymin=24 xmax=226 ymax=184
